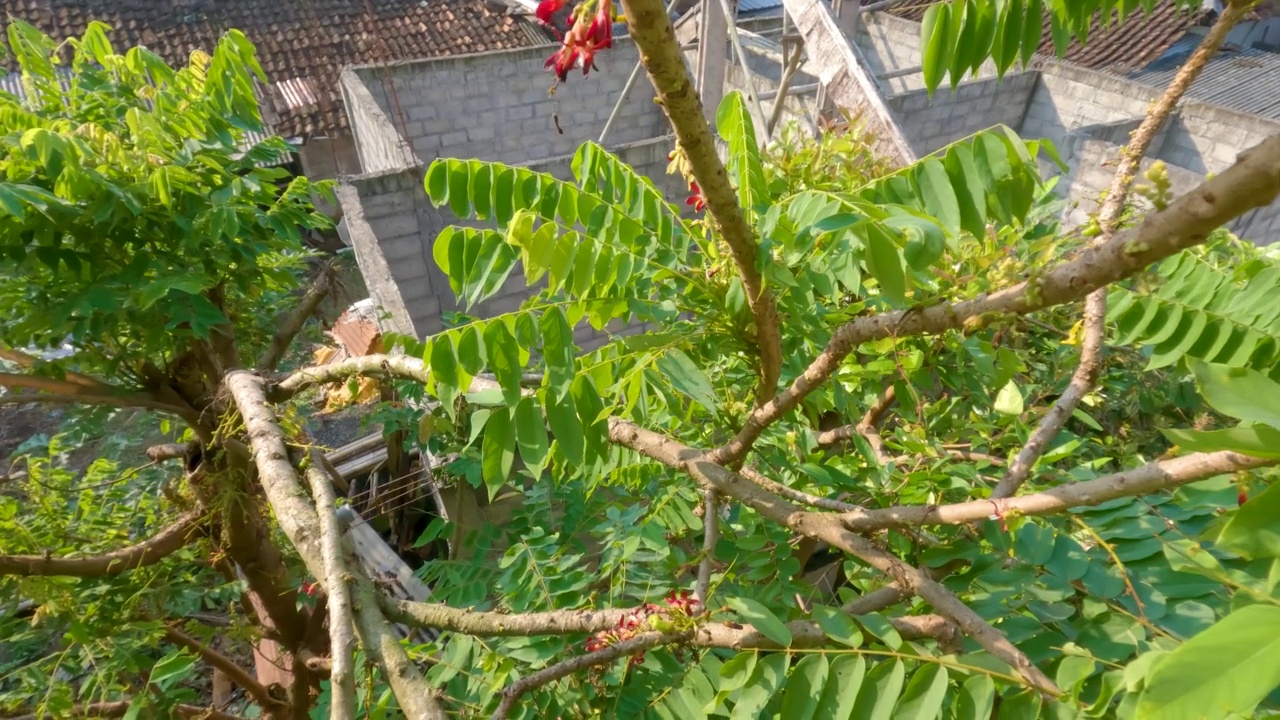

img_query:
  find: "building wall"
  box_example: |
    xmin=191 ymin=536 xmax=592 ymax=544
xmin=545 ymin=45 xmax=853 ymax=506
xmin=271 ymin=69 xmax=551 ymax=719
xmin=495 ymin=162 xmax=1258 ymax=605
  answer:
xmin=346 ymin=40 xmax=670 ymax=166
xmin=886 ymin=73 xmax=1038 ymax=154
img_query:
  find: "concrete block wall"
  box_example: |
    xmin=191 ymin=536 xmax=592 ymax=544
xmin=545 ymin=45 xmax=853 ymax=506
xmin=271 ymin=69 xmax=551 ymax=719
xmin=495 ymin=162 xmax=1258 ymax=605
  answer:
xmin=347 ymin=40 xmax=670 ymax=166
xmin=886 ymin=72 xmax=1038 ymax=154
xmin=340 ymin=69 xmax=419 ymax=174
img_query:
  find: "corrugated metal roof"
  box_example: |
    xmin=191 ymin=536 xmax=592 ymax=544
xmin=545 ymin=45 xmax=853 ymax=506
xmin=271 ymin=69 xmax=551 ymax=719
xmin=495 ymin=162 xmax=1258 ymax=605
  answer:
xmin=1127 ymin=35 xmax=1280 ymax=120
xmin=738 ymin=0 xmax=785 ymax=14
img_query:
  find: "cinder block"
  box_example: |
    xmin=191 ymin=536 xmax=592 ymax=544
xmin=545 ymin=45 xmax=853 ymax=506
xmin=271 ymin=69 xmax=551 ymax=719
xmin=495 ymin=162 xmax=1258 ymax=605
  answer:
xmin=440 ymin=130 xmax=468 ymax=147
xmin=371 ymin=212 xmax=419 ymax=239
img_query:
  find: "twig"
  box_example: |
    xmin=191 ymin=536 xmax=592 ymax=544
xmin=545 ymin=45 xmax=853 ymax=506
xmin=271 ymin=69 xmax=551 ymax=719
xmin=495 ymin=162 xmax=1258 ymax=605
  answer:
xmin=163 ymin=625 xmax=286 ymax=712
xmin=695 ymin=489 xmax=719 ymax=605
xmin=710 ymin=134 xmax=1280 ymax=466
xmin=0 ymin=511 xmax=203 ymax=577
xmin=618 ymin=0 xmax=783 ymax=402
xmin=491 ymin=631 xmax=685 ymax=720
xmin=739 ymin=466 xmax=858 ymax=511
xmin=0 ymin=701 xmax=246 ymax=720
xmin=991 ymin=2 xmax=1249 ymax=499
xmin=840 ymin=451 xmax=1278 ymax=532
xmin=0 ymin=372 xmax=196 ymax=423
xmin=698 ymin=613 xmax=959 ymax=651
xmin=259 ymin=264 xmax=336 ymax=372
xmin=304 ymin=452 xmax=357 ymax=720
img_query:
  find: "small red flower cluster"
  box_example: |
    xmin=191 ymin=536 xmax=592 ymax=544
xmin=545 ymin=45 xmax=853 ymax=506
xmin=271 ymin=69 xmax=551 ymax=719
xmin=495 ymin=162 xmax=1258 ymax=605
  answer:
xmin=686 ymin=181 xmax=706 ymax=212
xmin=542 ymin=0 xmax=615 ymax=83
xmin=300 ymin=580 xmax=320 ymax=598
xmin=584 ymin=590 xmax=703 ymax=668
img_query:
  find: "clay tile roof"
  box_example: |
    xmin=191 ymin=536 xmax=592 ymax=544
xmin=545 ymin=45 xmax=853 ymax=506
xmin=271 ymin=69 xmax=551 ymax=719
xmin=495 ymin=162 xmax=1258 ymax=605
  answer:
xmin=866 ymin=0 xmax=1210 ymax=75
xmin=1 ymin=0 xmax=556 ymax=138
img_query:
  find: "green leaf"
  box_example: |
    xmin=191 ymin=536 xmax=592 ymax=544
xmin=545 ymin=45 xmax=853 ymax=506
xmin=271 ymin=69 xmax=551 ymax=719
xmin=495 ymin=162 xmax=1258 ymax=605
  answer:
xmin=482 ymin=319 xmax=522 ymax=406
xmin=893 ymin=664 xmax=948 ymax=720
xmin=855 ymin=612 xmax=903 ymax=650
xmin=656 ymin=348 xmax=718 ymax=415
xmin=540 ymin=306 xmax=575 ymax=401
xmin=726 ymin=597 xmax=792 ymax=647
xmin=149 ymin=650 xmax=196 ymax=687
xmin=715 ymin=92 xmax=768 ymax=216
xmin=816 ymin=655 xmax=865 ymax=720
xmin=1161 ymin=425 xmax=1280 ymax=459
xmin=993 ymin=380 xmax=1024 ymax=415
xmin=1190 ymin=360 xmax=1280 ymax=429
xmin=913 ymin=158 xmax=961 ymax=235
xmin=717 ymin=651 xmax=758 ymax=693
xmin=780 ymin=654 xmax=829 ymax=720
xmin=514 ymin=396 xmax=549 ymax=480
xmin=864 ymin=223 xmax=906 ymax=305
xmin=481 ymin=407 xmax=515 ymax=500
xmin=730 ymin=653 xmax=787 ymax=720
xmin=812 ymin=605 xmax=863 ymax=647
xmin=545 ymin=390 xmax=584 ymax=468
xmin=1218 ymin=482 xmax=1280 ymax=559
xmin=921 ymin=4 xmax=951 ymax=93
xmin=851 ymin=659 xmax=905 ymax=720
xmin=953 ymin=675 xmax=995 ymax=720
xmin=1137 ymin=605 xmax=1280 ymax=720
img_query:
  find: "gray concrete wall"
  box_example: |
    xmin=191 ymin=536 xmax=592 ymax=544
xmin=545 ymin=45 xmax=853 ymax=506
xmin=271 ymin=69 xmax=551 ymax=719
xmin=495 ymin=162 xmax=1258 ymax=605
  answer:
xmin=886 ymin=72 xmax=1038 ymax=154
xmin=340 ymin=68 xmax=420 ymax=174
xmin=346 ymin=40 xmax=670 ymax=166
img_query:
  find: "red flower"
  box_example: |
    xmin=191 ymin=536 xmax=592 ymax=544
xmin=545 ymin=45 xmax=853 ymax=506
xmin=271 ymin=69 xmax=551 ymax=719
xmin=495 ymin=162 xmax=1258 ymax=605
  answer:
xmin=544 ymin=0 xmax=613 ymax=83
xmin=536 ymin=0 xmax=568 ymax=24
xmin=686 ymin=181 xmax=706 ymax=212
xmin=300 ymin=580 xmax=320 ymax=598
xmin=1239 ymin=488 xmax=1249 ymax=506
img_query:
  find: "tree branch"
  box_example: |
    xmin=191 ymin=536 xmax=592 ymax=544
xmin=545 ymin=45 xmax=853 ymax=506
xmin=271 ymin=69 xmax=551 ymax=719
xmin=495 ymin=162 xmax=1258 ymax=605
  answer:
xmin=695 ymin=489 xmax=719 ymax=604
xmin=380 ymin=598 xmax=634 ymax=636
xmin=711 ymin=133 xmax=1280 ymax=466
xmin=698 ymin=613 xmax=961 ymax=652
xmin=842 ymin=450 xmax=1277 ymax=532
xmin=163 ymin=625 xmax=286 ymax=712
xmin=259 ymin=264 xmax=336 ymax=372
xmin=738 ymin=465 xmax=858 ymax=511
xmin=491 ymin=631 xmax=685 ymax=720
xmin=0 ymin=510 xmax=203 ymax=577
xmin=607 ymin=419 xmax=1059 ymax=695
xmin=0 ymin=347 xmax=105 ymax=388
xmin=618 ymin=0 xmax=783 ymax=402
xmin=304 ymin=453 xmax=357 ymax=720
xmin=992 ymin=1 xmax=1249 ymax=499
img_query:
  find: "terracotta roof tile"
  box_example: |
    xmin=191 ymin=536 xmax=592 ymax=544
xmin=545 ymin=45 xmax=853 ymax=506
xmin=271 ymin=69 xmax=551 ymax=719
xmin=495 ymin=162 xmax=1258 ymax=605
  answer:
xmin=2 ymin=0 xmax=555 ymax=138
xmin=865 ymin=0 xmax=1209 ymax=74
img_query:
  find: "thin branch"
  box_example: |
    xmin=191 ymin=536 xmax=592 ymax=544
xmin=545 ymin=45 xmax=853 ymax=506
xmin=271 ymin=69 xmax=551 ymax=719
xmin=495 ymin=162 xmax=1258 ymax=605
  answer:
xmin=841 ymin=450 xmax=1278 ymax=532
xmin=0 ymin=372 xmax=195 ymax=421
xmin=711 ymin=134 xmax=1280 ymax=466
xmin=224 ymin=371 xmax=444 ymax=720
xmin=698 ymin=613 xmax=960 ymax=651
xmin=380 ymin=597 xmax=634 ymax=636
xmin=146 ymin=443 xmax=191 ymax=463
xmin=269 ymin=354 xmax=498 ymax=401
xmin=0 ymin=701 xmax=246 ymax=720
xmin=695 ymin=489 xmax=719 ymax=605
xmin=993 ymin=3 xmax=1249 ymax=499
xmin=607 ymin=419 xmax=1059 ymax=695
xmin=618 ymin=0 xmax=783 ymax=402
xmin=163 ymin=625 xmax=286 ymax=712
xmin=304 ymin=452 xmax=357 ymax=720
xmin=0 ymin=346 xmax=103 ymax=388
xmin=0 ymin=511 xmax=203 ymax=577
xmin=739 ymin=465 xmax=859 ymax=511
xmin=259 ymin=264 xmax=336 ymax=372
xmin=816 ymin=385 xmax=897 ymax=462
xmin=492 ymin=631 xmax=685 ymax=720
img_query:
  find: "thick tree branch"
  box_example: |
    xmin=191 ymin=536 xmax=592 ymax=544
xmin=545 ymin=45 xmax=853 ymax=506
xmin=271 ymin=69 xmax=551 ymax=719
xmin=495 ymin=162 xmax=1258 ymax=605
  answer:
xmin=993 ymin=2 xmax=1248 ymax=499
xmin=259 ymin=265 xmax=336 ymax=372
xmin=607 ymin=419 xmax=1059 ymax=695
xmin=163 ymin=625 xmax=286 ymax=713
xmin=618 ymin=0 xmax=783 ymax=402
xmin=304 ymin=454 xmax=357 ymax=720
xmin=492 ymin=631 xmax=686 ymax=720
xmin=711 ymin=133 xmax=1280 ymax=466
xmin=842 ymin=450 xmax=1277 ymax=532
xmin=0 ymin=510 xmax=202 ymax=577
xmin=225 ymin=371 xmax=444 ymax=720
xmin=699 ymin=613 xmax=961 ymax=652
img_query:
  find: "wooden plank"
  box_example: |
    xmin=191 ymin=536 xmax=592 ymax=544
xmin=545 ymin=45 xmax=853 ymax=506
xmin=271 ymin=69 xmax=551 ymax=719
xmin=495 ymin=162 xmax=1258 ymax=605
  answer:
xmin=779 ymin=0 xmax=917 ymax=166
xmin=736 ymin=28 xmax=821 ymax=78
